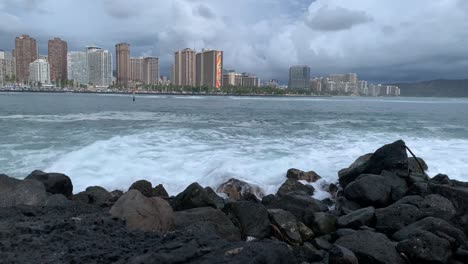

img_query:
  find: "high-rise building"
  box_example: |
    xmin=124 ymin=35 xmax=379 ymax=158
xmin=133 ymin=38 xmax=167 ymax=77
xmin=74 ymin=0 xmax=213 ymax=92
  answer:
xmin=241 ymin=73 xmax=260 ymax=87
xmin=67 ymin=51 xmax=88 ymax=86
xmin=222 ymin=71 xmax=241 ymax=86
xmin=115 ymin=43 xmax=130 ymax=86
xmin=173 ymin=48 xmax=196 ymax=86
xmin=143 ymin=57 xmax=159 ymax=85
xmin=86 ymin=46 xmax=112 ymax=87
xmin=196 ymin=49 xmax=223 ymax=88
xmin=288 ymin=66 xmax=310 ymax=90
xmin=0 ymin=50 xmax=15 ymax=83
xmin=15 ymin=35 xmax=38 ymax=82
xmin=131 ymin=57 xmax=144 ymax=82
xmin=48 ymin=38 xmax=67 ymax=83
xmin=29 ymin=59 xmax=50 ymax=84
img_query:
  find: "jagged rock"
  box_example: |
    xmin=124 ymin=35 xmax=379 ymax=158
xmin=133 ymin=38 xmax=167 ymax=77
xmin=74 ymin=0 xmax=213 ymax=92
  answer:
xmin=110 ymin=190 xmax=175 ymax=233
xmin=268 ymin=209 xmax=302 ymax=245
xmin=335 ymin=230 xmax=405 ymax=264
xmin=408 ymin=157 xmax=428 ymax=174
xmin=329 ymin=245 xmax=359 ymax=264
xmin=339 ymin=140 xmax=408 ymax=188
xmin=153 ymin=184 xmax=169 ymax=197
xmin=322 ymin=182 xmax=339 ymax=198
xmin=0 ymin=174 xmax=48 ymax=207
xmin=297 ymin=221 xmax=315 ymax=241
xmin=286 ymin=169 xmax=322 ymax=183
xmin=393 ymin=217 xmax=466 ymax=247
xmin=171 ymin=182 xmax=224 ymax=211
xmin=175 ymin=207 xmax=241 ymax=241
xmin=128 ymin=180 xmax=153 ymax=197
xmin=344 ymin=174 xmax=392 ymax=207
xmin=335 ymin=197 xmax=362 ymax=215
xmin=263 ymin=192 xmax=327 ymax=223
xmin=429 ymin=174 xmax=452 ymax=185
xmin=429 ymin=183 xmax=468 ymax=215
xmin=337 ymin=207 xmax=375 ymax=229
xmin=108 ymin=190 xmax=124 ymax=203
xmin=216 ymin=178 xmax=265 ymax=201
xmin=338 ymin=153 xmax=372 ymax=181
xmin=309 ymin=212 xmax=337 ymax=236
xmin=398 ymin=195 xmax=456 ymax=220
xmin=226 ymin=201 xmax=271 ymax=239
xmin=25 ymin=170 xmax=73 ymax=198
xmin=74 ymin=186 xmax=112 ymax=206
xmin=277 ymin=179 xmax=315 ymax=196
xmin=45 ymin=194 xmax=73 ymax=207
xmin=380 ymin=170 xmax=409 ymax=201
xmin=396 ymin=230 xmax=452 ymax=264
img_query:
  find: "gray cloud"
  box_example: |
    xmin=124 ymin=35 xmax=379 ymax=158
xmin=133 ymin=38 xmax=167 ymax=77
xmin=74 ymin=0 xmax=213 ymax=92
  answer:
xmin=195 ymin=4 xmax=216 ymax=19
xmin=306 ymin=5 xmax=373 ymax=31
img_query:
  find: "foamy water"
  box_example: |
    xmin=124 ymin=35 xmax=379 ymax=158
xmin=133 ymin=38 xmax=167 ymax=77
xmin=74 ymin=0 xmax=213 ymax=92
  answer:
xmin=1 ymin=93 xmax=467 ymax=196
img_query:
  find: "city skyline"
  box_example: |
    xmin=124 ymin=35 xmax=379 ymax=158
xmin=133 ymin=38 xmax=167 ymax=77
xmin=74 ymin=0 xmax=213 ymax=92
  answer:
xmin=0 ymin=1 xmax=467 ymax=83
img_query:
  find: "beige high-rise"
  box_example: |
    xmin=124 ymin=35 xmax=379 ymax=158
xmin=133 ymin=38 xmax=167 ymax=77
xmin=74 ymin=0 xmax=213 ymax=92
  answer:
xmin=131 ymin=57 xmax=144 ymax=82
xmin=173 ymin=48 xmax=196 ymax=86
xmin=15 ymin=35 xmax=37 ymax=82
xmin=196 ymin=49 xmax=223 ymax=88
xmin=115 ymin=43 xmax=130 ymax=86
xmin=143 ymin=57 xmax=159 ymax=85
xmin=48 ymin=37 xmax=68 ymax=83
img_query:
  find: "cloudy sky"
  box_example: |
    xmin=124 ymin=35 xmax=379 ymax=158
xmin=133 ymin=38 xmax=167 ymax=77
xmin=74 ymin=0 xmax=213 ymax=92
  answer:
xmin=0 ymin=0 xmax=467 ymax=83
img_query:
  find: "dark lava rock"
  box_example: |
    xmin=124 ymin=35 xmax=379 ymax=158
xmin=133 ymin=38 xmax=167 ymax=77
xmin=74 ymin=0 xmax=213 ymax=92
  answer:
xmin=335 ymin=230 xmax=405 ymax=264
xmin=226 ymin=201 xmax=271 ymax=239
xmin=338 ymin=153 xmax=372 ymax=183
xmin=268 ymin=209 xmax=302 ymax=245
xmin=153 ymin=184 xmax=169 ymax=198
xmin=339 ymin=140 xmax=408 ymax=188
xmin=297 ymin=221 xmax=315 ymax=241
xmin=329 ymin=245 xmax=359 ymax=264
xmin=263 ymin=192 xmax=327 ymax=223
xmin=337 ymin=207 xmax=375 ymax=229
xmin=110 ymin=190 xmax=175 ymax=233
xmin=429 ymin=183 xmax=468 ymax=215
xmin=429 ymin=174 xmax=452 ymax=185
xmin=335 ymin=228 xmax=357 ymax=238
xmin=398 ymin=195 xmax=456 ymax=220
xmin=128 ymin=180 xmax=153 ymax=197
xmin=293 ymin=242 xmax=327 ymax=263
xmin=217 ymin=178 xmax=265 ymax=202
xmin=309 ymin=212 xmax=337 ymax=236
xmin=380 ymin=170 xmax=409 ymax=202
xmin=277 ymin=179 xmax=315 ymax=196
xmin=174 ymin=207 xmax=241 ymax=241
xmin=335 ymin=197 xmax=362 ymax=215
xmin=45 ymin=194 xmax=73 ymax=207
xmin=25 ymin=170 xmax=73 ymax=198
xmin=74 ymin=186 xmax=112 ymax=206
xmin=396 ymin=230 xmax=452 ymax=264
xmin=408 ymin=157 xmax=428 ymax=174
xmin=344 ymin=174 xmax=392 ymax=207
xmin=171 ymin=183 xmax=224 ymax=211
xmin=393 ymin=217 xmax=466 ymax=247
xmin=375 ymin=203 xmax=422 ymax=234
xmin=314 ymin=235 xmax=333 ymax=250
xmin=0 ymin=174 xmax=47 ymax=207
xmin=286 ymin=168 xmax=322 ymax=183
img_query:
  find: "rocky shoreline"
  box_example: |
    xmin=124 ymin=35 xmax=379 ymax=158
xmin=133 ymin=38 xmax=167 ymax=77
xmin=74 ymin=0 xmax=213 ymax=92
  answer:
xmin=1 ymin=140 xmax=467 ymax=264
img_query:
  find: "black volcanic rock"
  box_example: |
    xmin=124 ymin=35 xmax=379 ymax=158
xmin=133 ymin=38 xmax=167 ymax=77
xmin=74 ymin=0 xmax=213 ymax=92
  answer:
xmin=171 ymin=183 xmax=224 ymax=211
xmin=74 ymin=186 xmax=112 ymax=206
xmin=344 ymin=174 xmax=392 ymax=207
xmin=286 ymin=169 xmax=322 ymax=183
xmin=268 ymin=209 xmax=302 ymax=245
xmin=226 ymin=201 xmax=271 ymax=239
xmin=0 ymin=174 xmax=48 ymax=207
xmin=217 ymin=178 xmax=265 ymax=201
xmin=128 ymin=179 xmax=153 ymax=197
xmin=337 ymin=207 xmax=375 ymax=229
xmin=25 ymin=170 xmax=73 ymax=198
xmin=396 ymin=230 xmax=452 ymax=264
xmin=277 ymin=179 xmax=315 ymax=196
xmin=329 ymin=245 xmax=359 ymax=264
xmin=153 ymin=184 xmax=169 ymax=198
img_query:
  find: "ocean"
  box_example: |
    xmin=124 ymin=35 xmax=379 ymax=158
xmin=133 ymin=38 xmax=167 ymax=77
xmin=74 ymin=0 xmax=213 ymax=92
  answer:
xmin=1 ymin=92 xmax=467 ymax=197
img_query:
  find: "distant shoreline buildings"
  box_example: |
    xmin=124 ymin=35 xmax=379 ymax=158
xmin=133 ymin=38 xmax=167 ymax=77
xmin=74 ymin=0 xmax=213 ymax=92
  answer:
xmin=0 ymin=34 xmax=399 ymax=96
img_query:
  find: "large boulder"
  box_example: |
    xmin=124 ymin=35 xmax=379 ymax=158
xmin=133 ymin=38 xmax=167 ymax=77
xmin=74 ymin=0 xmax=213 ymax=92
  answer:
xmin=339 ymin=140 xmax=408 ymax=188
xmin=216 ymin=178 xmax=265 ymax=201
xmin=329 ymin=245 xmax=359 ymax=264
xmin=337 ymin=207 xmax=375 ymax=229
xmin=226 ymin=201 xmax=271 ymax=239
xmin=153 ymin=184 xmax=169 ymax=198
xmin=277 ymin=179 xmax=315 ymax=196
xmin=335 ymin=230 xmax=405 ymax=264
xmin=74 ymin=186 xmax=112 ymax=206
xmin=0 ymin=174 xmax=48 ymax=207
xmin=338 ymin=153 xmax=373 ymax=180
xmin=408 ymin=157 xmax=428 ymax=174
xmin=396 ymin=230 xmax=452 ymax=264
xmin=110 ymin=190 xmax=175 ymax=233
xmin=344 ymin=174 xmax=392 ymax=207
xmin=171 ymin=183 xmax=224 ymax=211
xmin=429 ymin=183 xmax=468 ymax=215
xmin=268 ymin=209 xmax=302 ymax=245
xmin=286 ymin=169 xmax=321 ymax=183
xmin=174 ymin=207 xmax=241 ymax=241
xmin=309 ymin=212 xmax=337 ymax=236
xmin=263 ymin=192 xmax=327 ymax=223
xmin=45 ymin=194 xmax=73 ymax=207
xmin=335 ymin=197 xmax=362 ymax=215
xmin=128 ymin=180 xmax=153 ymax=197
xmin=25 ymin=170 xmax=73 ymax=198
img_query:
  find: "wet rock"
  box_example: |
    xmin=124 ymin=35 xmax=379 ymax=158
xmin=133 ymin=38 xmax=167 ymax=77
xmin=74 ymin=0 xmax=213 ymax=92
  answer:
xmin=153 ymin=184 xmax=169 ymax=198
xmin=226 ymin=201 xmax=271 ymax=239
xmin=337 ymin=207 xmax=375 ymax=229
xmin=314 ymin=235 xmax=333 ymax=250
xmin=108 ymin=190 xmax=124 ymax=203
xmin=45 ymin=194 xmax=73 ymax=207
xmin=297 ymin=221 xmax=315 ymax=241
xmin=309 ymin=212 xmax=337 ymax=236
xmin=380 ymin=170 xmax=409 ymax=201
xmin=408 ymin=157 xmax=428 ymax=174
xmin=335 ymin=230 xmax=405 ymax=264
xmin=293 ymin=242 xmax=327 ymax=263
xmin=175 ymin=207 xmax=241 ymax=241
xmin=338 ymin=153 xmax=373 ymax=183
xmin=339 ymin=140 xmax=408 ymax=188
xmin=216 ymin=178 xmax=265 ymax=201
xmin=429 ymin=183 xmax=468 ymax=215
xmin=0 ymin=174 xmax=47 ymax=207
xmin=375 ymin=203 xmax=422 ymax=234
xmin=128 ymin=180 xmax=153 ymax=197
xmin=74 ymin=186 xmax=112 ymax=206
xmin=335 ymin=197 xmax=362 ymax=215
xmin=171 ymin=182 xmax=224 ymax=211
xmin=429 ymin=174 xmax=452 ymax=185
xmin=110 ymin=190 xmax=175 ymax=233
xmin=329 ymin=245 xmax=359 ymax=264
xmin=396 ymin=230 xmax=452 ymax=264
xmin=25 ymin=170 xmax=73 ymax=198
xmin=393 ymin=217 xmax=466 ymax=247
xmin=286 ymin=168 xmax=322 ymax=183
xmin=344 ymin=174 xmax=392 ymax=207
xmin=322 ymin=182 xmax=339 ymax=198
xmin=277 ymin=179 xmax=315 ymax=196
xmin=263 ymin=192 xmax=327 ymax=223
xmin=399 ymin=194 xmax=456 ymax=220
xmin=268 ymin=209 xmax=302 ymax=245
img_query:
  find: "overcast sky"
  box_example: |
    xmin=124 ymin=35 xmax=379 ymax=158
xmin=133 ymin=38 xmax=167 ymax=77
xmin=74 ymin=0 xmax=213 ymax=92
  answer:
xmin=0 ymin=0 xmax=467 ymax=83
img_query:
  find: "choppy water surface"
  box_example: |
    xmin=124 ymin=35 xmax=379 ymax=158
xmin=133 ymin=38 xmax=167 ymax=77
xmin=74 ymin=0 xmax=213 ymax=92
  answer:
xmin=1 ymin=93 xmax=467 ymax=195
